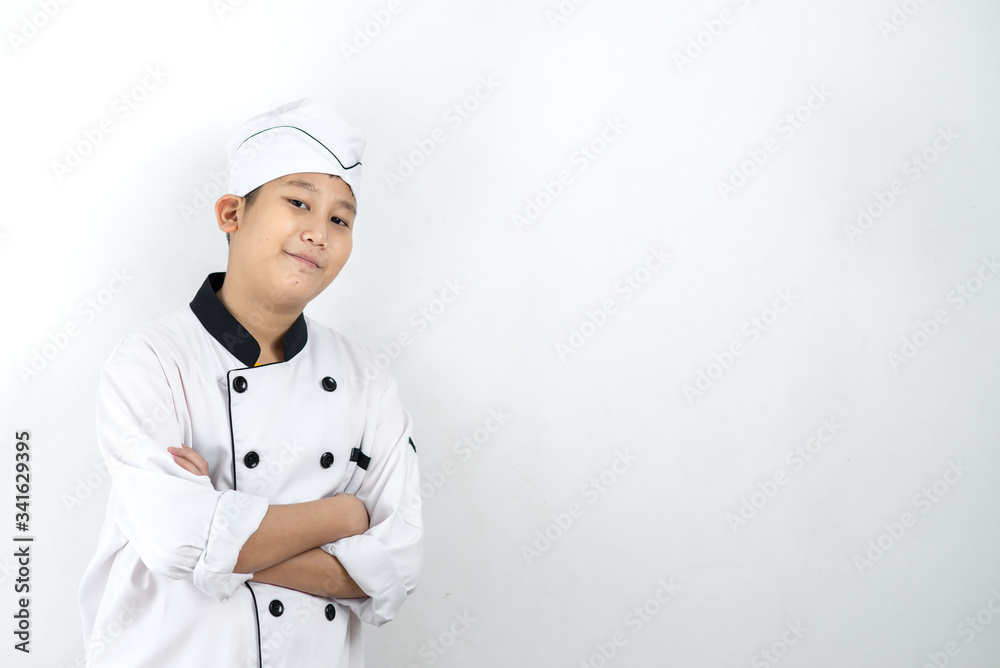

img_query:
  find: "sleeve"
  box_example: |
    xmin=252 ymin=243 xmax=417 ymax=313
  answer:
xmin=96 ymin=333 xmax=269 ymax=602
xmin=321 ymin=372 xmax=424 ymax=626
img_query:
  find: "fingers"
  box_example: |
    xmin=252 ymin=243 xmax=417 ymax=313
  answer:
xmin=167 ymin=444 xmax=210 ymax=477
xmin=170 ymin=453 xmax=201 ymax=476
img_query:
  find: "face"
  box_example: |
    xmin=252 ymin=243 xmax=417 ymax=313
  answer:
xmin=217 ymin=172 xmax=357 ymax=310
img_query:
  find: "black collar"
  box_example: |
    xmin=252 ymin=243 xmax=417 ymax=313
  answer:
xmin=189 ymin=272 xmax=308 ymax=368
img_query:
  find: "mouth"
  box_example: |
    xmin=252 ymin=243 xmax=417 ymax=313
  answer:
xmin=286 ymin=252 xmax=320 ymax=269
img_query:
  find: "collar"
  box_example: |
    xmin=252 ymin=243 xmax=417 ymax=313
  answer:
xmin=189 ymin=272 xmax=308 ymax=367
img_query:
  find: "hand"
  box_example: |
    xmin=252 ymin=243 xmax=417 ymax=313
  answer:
xmin=168 ymin=443 xmax=210 ymax=478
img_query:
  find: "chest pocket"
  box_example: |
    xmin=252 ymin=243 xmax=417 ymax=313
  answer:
xmin=340 ymin=445 xmax=371 ymax=496
xmin=228 ymin=366 xmax=363 ymax=504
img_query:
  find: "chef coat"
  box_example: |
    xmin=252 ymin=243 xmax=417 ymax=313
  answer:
xmin=78 ymin=272 xmax=424 ymax=668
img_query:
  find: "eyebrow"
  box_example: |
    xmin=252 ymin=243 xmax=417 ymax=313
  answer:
xmin=282 ymin=178 xmax=357 ymax=215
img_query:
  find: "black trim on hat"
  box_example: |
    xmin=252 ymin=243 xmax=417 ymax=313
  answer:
xmin=237 ymin=125 xmax=362 ymax=171
xmin=189 ymin=272 xmax=308 ymax=367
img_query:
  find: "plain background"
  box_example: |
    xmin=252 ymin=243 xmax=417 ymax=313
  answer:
xmin=2 ymin=0 xmax=999 ymax=666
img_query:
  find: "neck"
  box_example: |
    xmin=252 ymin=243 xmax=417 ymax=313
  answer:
xmin=216 ymin=278 xmax=302 ymax=364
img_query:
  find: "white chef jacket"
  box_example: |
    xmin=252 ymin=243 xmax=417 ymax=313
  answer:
xmin=78 ymin=272 xmax=424 ymax=668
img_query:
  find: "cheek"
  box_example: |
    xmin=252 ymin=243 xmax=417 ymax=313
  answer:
xmin=334 ymin=233 xmax=353 ymax=261
xmin=326 ymin=238 xmax=352 ymax=280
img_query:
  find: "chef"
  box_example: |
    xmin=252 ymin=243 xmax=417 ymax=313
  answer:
xmin=78 ymin=98 xmax=424 ymax=667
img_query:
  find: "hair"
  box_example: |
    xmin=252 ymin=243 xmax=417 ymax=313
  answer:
xmin=226 ymin=185 xmax=262 ymax=246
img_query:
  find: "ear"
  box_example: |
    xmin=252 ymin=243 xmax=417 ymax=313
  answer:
xmin=215 ymin=194 xmax=243 ymax=235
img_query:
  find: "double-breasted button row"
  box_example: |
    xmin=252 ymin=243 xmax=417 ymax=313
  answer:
xmin=232 ymin=375 xmax=337 ymax=394
xmin=243 ymin=451 xmax=335 ymax=469
xmin=235 ymin=374 xmax=339 ymax=470
xmin=267 ymin=598 xmax=336 ymax=621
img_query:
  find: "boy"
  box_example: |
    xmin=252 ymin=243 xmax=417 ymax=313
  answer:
xmin=78 ymin=98 xmax=424 ymax=667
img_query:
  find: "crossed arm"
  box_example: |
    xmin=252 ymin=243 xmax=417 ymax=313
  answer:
xmin=170 ymin=444 xmax=368 ymax=599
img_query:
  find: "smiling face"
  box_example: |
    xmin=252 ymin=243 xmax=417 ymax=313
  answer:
xmin=215 ymin=172 xmax=357 ymax=312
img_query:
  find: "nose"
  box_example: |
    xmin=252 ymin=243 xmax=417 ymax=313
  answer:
xmin=302 ymin=214 xmax=326 ymax=246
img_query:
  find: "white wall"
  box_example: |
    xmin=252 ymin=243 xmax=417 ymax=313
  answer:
xmin=2 ymin=0 xmax=999 ymax=666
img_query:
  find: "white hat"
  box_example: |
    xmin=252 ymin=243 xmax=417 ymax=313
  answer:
xmin=225 ymin=97 xmax=365 ymax=202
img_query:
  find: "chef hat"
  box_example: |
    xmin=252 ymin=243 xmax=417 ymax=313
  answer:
xmin=225 ymin=97 xmax=365 ymax=202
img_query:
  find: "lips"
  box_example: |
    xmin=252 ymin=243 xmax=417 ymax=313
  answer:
xmin=286 ymin=251 xmax=320 ymax=268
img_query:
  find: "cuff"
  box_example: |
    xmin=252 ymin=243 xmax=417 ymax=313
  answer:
xmin=322 ymin=534 xmax=406 ymax=626
xmin=193 ymin=490 xmax=269 ymax=602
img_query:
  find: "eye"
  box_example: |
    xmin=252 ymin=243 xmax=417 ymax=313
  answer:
xmin=288 ymin=199 xmax=307 ymax=209
xmin=331 ymin=217 xmax=351 ymax=228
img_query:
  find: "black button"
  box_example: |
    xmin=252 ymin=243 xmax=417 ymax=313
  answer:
xmin=322 ymin=376 xmax=337 ymax=392
xmin=244 ymin=451 xmax=259 ymax=469
xmin=325 ymin=604 xmax=336 ymax=621
xmin=320 ymin=452 xmax=334 ymax=468
xmin=233 ymin=376 xmax=248 ymax=393
xmin=269 ymin=599 xmax=284 ymax=617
